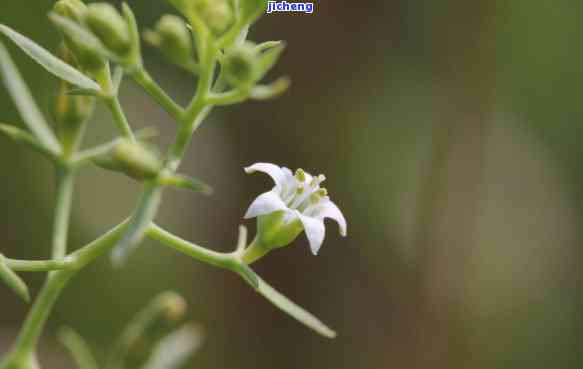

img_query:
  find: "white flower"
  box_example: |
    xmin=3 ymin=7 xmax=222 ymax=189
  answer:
xmin=244 ymin=163 xmax=347 ymax=255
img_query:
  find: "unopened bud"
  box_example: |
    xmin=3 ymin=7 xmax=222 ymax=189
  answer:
xmin=158 ymin=292 xmax=187 ymax=321
xmin=223 ymin=42 xmax=261 ymax=87
xmin=85 ymin=3 xmax=131 ymax=55
xmin=52 ymin=45 xmax=95 ymax=154
xmin=92 ymin=140 xmax=162 ymax=180
xmin=54 ymin=0 xmax=86 ymax=22
xmin=193 ymin=0 xmax=234 ymax=35
xmin=144 ymin=15 xmax=192 ymax=65
xmin=53 ymin=0 xmax=106 ymax=71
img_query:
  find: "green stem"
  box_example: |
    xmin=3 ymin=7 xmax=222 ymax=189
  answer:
xmin=113 ymin=37 xmax=219 ymax=258
xmin=147 ymin=224 xmax=232 ymax=268
xmin=52 ymin=166 xmax=75 ymax=260
xmin=146 ymin=224 xmax=258 ymax=288
xmin=2 ymin=222 xmax=130 ymax=368
xmin=105 ymin=97 xmax=135 ymax=140
xmin=5 ymin=258 xmax=70 ymax=272
xmin=8 ymin=271 xmax=73 ymax=361
xmin=131 ymin=68 xmax=184 ymax=121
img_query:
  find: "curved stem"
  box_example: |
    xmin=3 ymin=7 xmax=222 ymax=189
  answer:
xmin=146 ymin=224 xmax=232 ymax=268
xmin=105 ymin=97 xmax=135 ymax=140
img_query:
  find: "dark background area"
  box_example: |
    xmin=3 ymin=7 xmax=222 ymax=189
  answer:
xmin=2 ymin=1 xmax=583 ymax=368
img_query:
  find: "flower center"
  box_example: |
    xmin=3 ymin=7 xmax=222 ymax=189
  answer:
xmin=284 ymin=170 xmax=326 ymax=212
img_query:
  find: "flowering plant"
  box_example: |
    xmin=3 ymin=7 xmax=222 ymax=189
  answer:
xmin=0 ymin=1 xmax=346 ymax=368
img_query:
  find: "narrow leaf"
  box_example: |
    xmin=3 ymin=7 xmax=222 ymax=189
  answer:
xmin=0 ymin=43 xmax=61 ymax=154
xmin=0 ymin=24 xmax=101 ymax=92
xmin=58 ymin=327 xmax=99 ymax=369
xmin=235 ymin=262 xmax=259 ymax=289
xmin=252 ymin=272 xmax=337 ymax=338
xmin=0 ymin=254 xmax=30 ymax=302
xmin=141 ymin=324 xmax=204 ymax=369
xmin=0 ymin=123 xmax=56 ymax=158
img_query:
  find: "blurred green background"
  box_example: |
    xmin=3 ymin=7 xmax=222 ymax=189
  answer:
xmin=2 ymin=1 xmax=583 ymax=368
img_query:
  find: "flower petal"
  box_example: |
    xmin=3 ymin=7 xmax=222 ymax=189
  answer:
xmin=244 ymin=163 xmax=286 ymax=188
xmin=244 ymin=191 xmax=288 ymax=219
xmin=315 ymin=200 xmax=347 ymax=237
xmin=298 ymin=212 xmax=326 ymax=255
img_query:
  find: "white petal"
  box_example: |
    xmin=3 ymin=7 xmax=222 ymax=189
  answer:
xmin=316 ymin=200 xmax=347 ymax=236
xmin=298 ymin=212 xmax=326 ymax=255
xmin=244 ymin=191 xmax=288 ymax=219
xmin=244 ymin=163 xmax=286 ymax=188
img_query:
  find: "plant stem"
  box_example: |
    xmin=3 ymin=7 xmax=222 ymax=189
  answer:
xmin=9 ymin=271 xmax=74 ymax=361
xmin=105 ymin=97 xmax=134 ymax=140
xmin=5 ymin=258 xmax=70 ymax=272
xmin=52 ymin=166 xmax=74 ymax=260
xmin=131 ymin=68 xmax=184 ymax=120
xmin=146 ymin=224 xmax=232 ymax=268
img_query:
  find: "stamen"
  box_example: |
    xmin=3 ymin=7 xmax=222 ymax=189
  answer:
xmin=295 ymin=168 xmax=306 ymax=182
xmin=310 ymin=188 xmax=327 ymax=204
xmin=290 ymin=174 xmax=327 ymax=210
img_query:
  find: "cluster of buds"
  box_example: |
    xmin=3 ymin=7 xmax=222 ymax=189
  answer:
xmin=51 ymin=0 xmax=143 ymax=89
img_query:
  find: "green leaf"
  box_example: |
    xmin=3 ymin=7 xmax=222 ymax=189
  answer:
xmin=58 ymin=327 xmax=99 ymax=369
xmin=0 ymin=123 xmax=57 ymax=158
xmin=234 ymin=262 xmax=259 ymax=289
xmin=251 ymin=271 xmax=337 ymax=338
xmin=0 ymin=24 xmax=101 ymax=92
xmin=159 ymin=174 xmax=213 ymax=195
xmin=141 ymin=324 xmax=204 ymax=369
xmin=0 ymin=42 xmax=61 ymax=154
xmin=0 ymin=254 xmax=30 ymax=303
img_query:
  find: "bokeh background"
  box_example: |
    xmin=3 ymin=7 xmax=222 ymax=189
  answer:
xmin=2 ymin=1 xmax=583 ymax=368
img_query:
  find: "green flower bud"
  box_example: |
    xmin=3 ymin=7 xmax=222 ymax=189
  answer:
xmin=193 ymin=0 xmax=235 ymax=35
xmin=223 ymin=42 xmax=261 ymax=87
xmin=53 ymin=0 xmax=106 ymax=71
xmin=94 ymin=140 xmax=162 ymax=181
xmin=144 ymin=15 xmax=192 ymax=65
xmin=85 ymin=3 xmax=131 ymax=56
xmin=158 ymin=291 xmax=187 ymax=321
xmin=113 ymin=140 xmax=162 ymax=180
xmin=52 ymin=45 xmax=95 ymax=154
xmin=54 ymin=0 xmax=86 ymax=22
